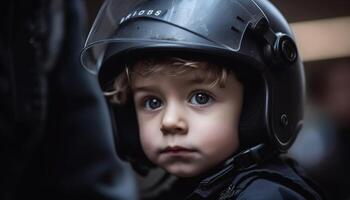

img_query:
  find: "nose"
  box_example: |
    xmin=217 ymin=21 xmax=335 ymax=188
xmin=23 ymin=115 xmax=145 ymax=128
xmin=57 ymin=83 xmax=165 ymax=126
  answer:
xmin=160 ymin=103 xmax=188 ymax=135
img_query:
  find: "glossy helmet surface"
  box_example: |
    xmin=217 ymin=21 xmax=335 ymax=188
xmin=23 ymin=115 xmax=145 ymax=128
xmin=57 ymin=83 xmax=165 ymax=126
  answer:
xmin=81 ymin=0 xmax=305 ymax=171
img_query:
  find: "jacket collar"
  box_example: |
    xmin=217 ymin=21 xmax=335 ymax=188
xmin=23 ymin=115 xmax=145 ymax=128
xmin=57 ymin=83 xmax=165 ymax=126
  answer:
xmin=185 ymin=144 xmax=275 ymax=199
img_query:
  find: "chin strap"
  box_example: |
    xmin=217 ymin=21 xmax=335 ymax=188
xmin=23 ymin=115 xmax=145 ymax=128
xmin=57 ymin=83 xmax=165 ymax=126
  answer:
xmin=196 ymin=144 xmax=277 ymax=194
xmin=233 ymin=144 xmax=277 ymax=170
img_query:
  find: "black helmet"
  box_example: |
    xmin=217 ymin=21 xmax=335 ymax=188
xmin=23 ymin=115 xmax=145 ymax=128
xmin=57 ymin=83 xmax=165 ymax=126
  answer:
xmin=81 ymin=0 xmax=305 ymax=171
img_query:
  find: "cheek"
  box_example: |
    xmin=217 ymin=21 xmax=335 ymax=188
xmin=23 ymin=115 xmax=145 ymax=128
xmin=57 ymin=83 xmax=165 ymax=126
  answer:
xmin=137 ymin=115 xmax=160 ymax=161
xmin=194 ymin=118 xmax=239 ymax=152
xmin=190 ymin=103 xmax=241 ymax=155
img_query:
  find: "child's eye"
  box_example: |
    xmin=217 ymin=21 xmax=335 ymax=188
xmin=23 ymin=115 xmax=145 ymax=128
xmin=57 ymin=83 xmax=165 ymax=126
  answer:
xmin=144 ymin=97 xmax=163 ymax=110
xmin=189 ymin=92 xmax=213 ymax=105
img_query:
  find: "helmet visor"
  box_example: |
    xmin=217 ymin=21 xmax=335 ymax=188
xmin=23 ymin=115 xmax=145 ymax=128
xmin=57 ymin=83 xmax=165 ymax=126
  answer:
xmin=81 ymin=0 xmax=255 ymax=74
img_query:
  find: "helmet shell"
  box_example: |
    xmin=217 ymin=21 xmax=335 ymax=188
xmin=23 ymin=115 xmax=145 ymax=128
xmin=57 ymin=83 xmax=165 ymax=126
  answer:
xmin=81 ymin=0 xmax=305 ymax=167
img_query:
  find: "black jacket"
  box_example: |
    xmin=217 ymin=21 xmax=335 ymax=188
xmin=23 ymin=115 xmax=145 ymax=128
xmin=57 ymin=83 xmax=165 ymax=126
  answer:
xmin=147 ymin=150 xmax=323 ymax=200
xmin=187 ymin=157 xmax=323 ymax=200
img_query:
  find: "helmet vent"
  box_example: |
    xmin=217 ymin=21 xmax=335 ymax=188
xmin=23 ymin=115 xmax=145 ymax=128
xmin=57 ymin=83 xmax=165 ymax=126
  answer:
xmin=231 ymin=25 xmax=241 ymax=33
xmin=236 ymin=16 xmax=245 ymax=23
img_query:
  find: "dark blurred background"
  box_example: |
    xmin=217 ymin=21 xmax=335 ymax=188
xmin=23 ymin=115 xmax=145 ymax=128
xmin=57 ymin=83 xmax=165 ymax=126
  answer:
xmin=0 ymin=1 xmax=138 ymax=200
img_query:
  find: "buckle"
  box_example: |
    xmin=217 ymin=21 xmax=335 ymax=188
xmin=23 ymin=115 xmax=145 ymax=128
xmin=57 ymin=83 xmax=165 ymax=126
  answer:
xmin=235 ymin=144 xmax=267 ymax=170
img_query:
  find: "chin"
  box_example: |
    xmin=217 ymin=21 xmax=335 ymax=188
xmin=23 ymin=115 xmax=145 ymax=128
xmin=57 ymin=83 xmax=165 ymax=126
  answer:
xmin=164 ymin=165 xmax=204 ymax=178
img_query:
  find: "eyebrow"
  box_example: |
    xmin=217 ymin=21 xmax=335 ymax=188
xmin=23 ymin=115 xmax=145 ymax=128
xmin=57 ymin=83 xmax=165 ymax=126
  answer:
xmin=133 ymin=85 xmax=160 ymax=93
xmin=132 ymin=75 xmax=214 ymax=92
xmin=186 ymin=76 xmax=209 ymax=84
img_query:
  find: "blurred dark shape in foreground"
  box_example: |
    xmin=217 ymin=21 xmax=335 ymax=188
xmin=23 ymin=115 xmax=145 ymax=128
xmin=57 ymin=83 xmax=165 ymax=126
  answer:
xmin=289 ymin=57 xmax=350 ymax=199
xmin=0 ymin=1 xmax=137 ymax=199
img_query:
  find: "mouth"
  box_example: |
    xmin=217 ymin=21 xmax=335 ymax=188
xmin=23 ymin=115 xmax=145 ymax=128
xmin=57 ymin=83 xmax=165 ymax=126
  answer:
xmin=160 ymin=146 xmax=196 ymax=154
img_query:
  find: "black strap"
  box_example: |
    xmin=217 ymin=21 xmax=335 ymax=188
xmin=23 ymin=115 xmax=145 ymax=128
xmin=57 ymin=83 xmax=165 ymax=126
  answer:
xmin=197 ymin=144 xmax=275 ymax=189
xmin=234 ymin=144 xmax=277 ymax=170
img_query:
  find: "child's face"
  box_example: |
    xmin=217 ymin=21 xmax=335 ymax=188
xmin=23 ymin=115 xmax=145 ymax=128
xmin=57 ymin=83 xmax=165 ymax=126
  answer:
xmin=132 ymin=67 xmax=243 ymax=177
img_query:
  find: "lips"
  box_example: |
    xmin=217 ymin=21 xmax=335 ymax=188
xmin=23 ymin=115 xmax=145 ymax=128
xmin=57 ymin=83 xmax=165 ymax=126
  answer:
xmin=160 ymin=146 xmax=196 ymax=154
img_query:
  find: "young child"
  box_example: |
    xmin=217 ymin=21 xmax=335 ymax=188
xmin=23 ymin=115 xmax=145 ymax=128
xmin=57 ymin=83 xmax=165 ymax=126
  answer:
xmin=81 ymin=0 xmax=324 ymax=199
